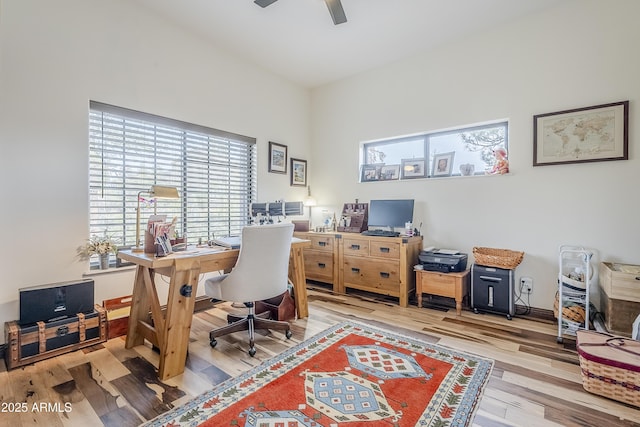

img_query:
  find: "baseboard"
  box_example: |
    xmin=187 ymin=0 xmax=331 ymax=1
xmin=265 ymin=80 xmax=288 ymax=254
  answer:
xmin=515 ymin=305 xmax=555 ymax=321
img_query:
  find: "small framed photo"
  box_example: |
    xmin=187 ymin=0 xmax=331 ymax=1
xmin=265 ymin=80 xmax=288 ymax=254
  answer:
xmin=268 ymin=141 xmax=288 ymax=174
xmin=533 ymin=101 xmax=629 ymax=166
xmin=360 ymin=164 xmax=382 ymax=182
xmin=290 ymin=158 xmax=307 ymax=186
xmin=432 ymin=152 xmax=455 ymax=177
xmin=400 ymin=158 xmax=427 ymax=179
xmin=379 ymin=164 xmax=400 ymax=181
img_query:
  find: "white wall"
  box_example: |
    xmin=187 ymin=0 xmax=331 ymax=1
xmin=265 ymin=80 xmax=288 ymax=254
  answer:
xmin=0 ymin=0 xmax=311 ymax=340
xmin=310 ymin=0 xmax=640 ymax=311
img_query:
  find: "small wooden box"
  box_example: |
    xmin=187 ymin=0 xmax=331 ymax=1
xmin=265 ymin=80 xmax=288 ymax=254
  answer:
xmin=4 ymin=305 xmax=107 ymax=370
xmin=103 ymin=295 xmax=132 ymax=339
xmin=599 ymin=262 xmax=640 ymax=336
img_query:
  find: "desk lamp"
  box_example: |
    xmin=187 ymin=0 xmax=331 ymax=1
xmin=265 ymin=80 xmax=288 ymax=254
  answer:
xmin=303 ymin=186 xmax=317 ymax=228
xmin=133 ymin=185 xmax=180 ymax=252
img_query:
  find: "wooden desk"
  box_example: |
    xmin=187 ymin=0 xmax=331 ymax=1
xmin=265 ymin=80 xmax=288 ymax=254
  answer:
xmin=117 ymin=239 xmax=310 ymax=380
xmin=416 ymin=269 xmax=470 ymax=315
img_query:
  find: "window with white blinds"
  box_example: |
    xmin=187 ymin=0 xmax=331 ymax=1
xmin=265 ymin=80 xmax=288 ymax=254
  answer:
xmin=89 ymin=101 xmax=257 ymax=250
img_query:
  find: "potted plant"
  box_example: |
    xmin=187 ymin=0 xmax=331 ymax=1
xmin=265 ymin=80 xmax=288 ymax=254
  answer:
xmin=85 ymin=234 xmax=118 ymax=269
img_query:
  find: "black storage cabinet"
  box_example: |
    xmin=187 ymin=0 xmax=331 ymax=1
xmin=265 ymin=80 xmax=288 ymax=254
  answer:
xmin=471 ymin=264 xmax=515 ymax=319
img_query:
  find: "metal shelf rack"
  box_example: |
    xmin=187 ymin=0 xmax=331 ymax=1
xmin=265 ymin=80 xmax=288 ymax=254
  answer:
xmin=557 ymin=245 xmax=594 ymax=343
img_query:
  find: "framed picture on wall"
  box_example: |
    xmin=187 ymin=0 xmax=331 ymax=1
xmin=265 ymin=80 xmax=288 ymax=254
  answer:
xmin=400 ymin=158 xmax=427 ymax=179
xmin=533 ymin=101 xmax=629 ymax=166
xmin=290 ymin=158 xmax=307 ymax=186
xmin=268 ymin=141 xmax=288 ymax=174
xmin=432 ymin=152 xmax=455 ymax=177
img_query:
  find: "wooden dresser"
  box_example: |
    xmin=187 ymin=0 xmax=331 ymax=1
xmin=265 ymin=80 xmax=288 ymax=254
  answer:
xmin=294 ymin=232 xmax=340 ymax=289
xmin=295 ymin=232 xmax=422 ymax=307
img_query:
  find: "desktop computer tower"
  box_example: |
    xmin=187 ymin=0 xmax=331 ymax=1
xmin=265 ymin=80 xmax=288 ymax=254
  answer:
xmin=471 ymin=264 xmax=515 ymax=320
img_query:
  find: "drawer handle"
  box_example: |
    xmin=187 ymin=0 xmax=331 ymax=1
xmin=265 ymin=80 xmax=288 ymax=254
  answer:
xmin=379 ymin=247 xmax=390 ymax=253
xmin=318 ymin=263 xmax=326 ymax=269
xmin=350 ymin=244 xmax=360 ymax=250
xmin=318 ymin=241 xmax=327 ymax=247
xmin=351 ymin=267 xmax=360 ymax=273
xmin=379 ymin=272 xmax=390 ymax=278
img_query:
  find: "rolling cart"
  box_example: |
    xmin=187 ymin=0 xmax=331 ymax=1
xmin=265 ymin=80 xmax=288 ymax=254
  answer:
xmin=556 ymin=245 xmax=594 ymax=343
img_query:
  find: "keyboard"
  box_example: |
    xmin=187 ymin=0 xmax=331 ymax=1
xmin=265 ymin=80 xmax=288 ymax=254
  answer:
xmin=361 ymin=230 xmax=400 ymax=237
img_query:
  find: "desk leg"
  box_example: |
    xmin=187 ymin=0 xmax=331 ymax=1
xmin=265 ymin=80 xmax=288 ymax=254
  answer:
xmin=289 ymin=246 xmax=309 ymax=319
xmin=158 ymin=258 xmax=201 ymax=380
xmin=126 ymin=266 xmax=151 ymax=349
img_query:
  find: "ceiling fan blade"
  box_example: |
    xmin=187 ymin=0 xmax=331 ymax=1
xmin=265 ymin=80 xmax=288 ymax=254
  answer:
xmin=254 ymin=0 xmax=278 ymax=8
xmin=325 ymin=0 xmax=347 ymax=25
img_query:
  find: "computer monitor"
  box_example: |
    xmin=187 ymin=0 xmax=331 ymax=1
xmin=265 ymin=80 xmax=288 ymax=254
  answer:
xmin=367 ymin=199 xmax=414 ymax=229
xmin=250 ymin=202 xmax=267 ymax=217
xmin=285 ymin=201 xmax=303 ymax=216
xmin=267 ymin=201 xmax=284 ymax=217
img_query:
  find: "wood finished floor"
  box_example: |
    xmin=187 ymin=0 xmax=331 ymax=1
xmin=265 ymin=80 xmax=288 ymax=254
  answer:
xmin=1 ymin=287 xmax=639 ymax=427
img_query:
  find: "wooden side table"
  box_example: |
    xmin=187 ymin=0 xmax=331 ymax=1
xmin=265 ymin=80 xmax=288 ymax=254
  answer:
xmin=415 ymin=269 xmax=470 ymax=315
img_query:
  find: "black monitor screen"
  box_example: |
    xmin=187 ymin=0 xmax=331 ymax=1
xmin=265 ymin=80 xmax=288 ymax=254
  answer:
xmin=251 ymin=203 xmax=267 ymax=216
xmin=367 ymin=199 xmax=414 ymax=228
xmin=268 ymin=202 xmax=284 ymax=216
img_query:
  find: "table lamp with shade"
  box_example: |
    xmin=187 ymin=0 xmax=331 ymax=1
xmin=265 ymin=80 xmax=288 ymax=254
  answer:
xmin=133 ymin=184 xmax=180 ymax=252
xmin=303 ymin=186 xmax=317 ymax=228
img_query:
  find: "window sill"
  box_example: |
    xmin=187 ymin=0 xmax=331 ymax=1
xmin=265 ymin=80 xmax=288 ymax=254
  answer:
xmin=83 ymin=265 xmax=136 ymax=277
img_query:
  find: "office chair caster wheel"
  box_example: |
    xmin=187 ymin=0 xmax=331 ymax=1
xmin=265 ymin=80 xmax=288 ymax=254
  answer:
xmin=285 ymin=330 xmax=292 ymax=339
xmin=210 ymin=338 xmax=218 ymax=348
xmin=249 ymin=347 xmax=256 ymax=357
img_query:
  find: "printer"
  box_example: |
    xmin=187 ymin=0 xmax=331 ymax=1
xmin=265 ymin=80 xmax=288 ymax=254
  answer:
xmin=419 ymin=249 xmax=468 ymax=273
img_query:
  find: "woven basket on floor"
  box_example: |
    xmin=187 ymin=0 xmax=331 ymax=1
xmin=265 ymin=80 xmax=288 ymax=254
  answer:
xmin=553 ymin=291 xmax=586 ymax=323
xmin=472 ymin=247 xmax=524 ymax=270
xmin=576 ymin=330 xmax=640 ymax=407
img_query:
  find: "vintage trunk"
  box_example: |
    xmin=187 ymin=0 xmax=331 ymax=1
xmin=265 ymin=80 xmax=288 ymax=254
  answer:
xmin=4 ymin=304 xmax=107 ymax=370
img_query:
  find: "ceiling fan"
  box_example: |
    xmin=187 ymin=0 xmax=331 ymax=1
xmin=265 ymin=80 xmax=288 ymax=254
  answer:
xmin=254 ymin=0 xmax=347 ymax=25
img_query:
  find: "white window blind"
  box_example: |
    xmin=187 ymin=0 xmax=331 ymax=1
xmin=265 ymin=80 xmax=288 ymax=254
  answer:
xmin=89 ymin=101 xmax=257 ymax=248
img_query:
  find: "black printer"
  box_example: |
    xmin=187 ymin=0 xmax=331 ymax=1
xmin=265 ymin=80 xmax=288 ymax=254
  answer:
xmin=419 ymin=249 xmax=468 ymax=273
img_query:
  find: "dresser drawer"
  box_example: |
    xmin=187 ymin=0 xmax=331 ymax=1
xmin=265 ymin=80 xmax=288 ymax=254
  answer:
xmin=304 ymin=251 xmax=334 ymax=282
xmin=343 ymin=256 xmax=400 ymax=294
xmin=342 ymin=238 xmax=369 ymax=257
xmin=369 ymin=240 xmax=400 ymax=259
xmin=308 ymin=235 xmax=335 ymax=252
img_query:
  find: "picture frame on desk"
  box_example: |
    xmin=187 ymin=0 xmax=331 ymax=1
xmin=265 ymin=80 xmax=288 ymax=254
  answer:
xmin=432 ymin=152 xmax=455 ymax=177
xmin=379 ymin=164 xmax=400 ymax=181
xmin=400 ymin=158 xmax=427 ymax=179
xmin=360 ymin=164 xmax=382 ymax=182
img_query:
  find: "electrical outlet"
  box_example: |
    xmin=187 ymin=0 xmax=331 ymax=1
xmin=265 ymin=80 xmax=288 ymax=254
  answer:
xmin=520 ymin=277 xmax=533 ymax=294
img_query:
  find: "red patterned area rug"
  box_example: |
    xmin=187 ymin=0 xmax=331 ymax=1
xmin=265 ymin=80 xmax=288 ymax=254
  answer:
xmin=144 ymin=321 xmax=493 ymax=427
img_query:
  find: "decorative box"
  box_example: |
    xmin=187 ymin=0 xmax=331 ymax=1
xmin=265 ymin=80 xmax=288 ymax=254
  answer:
xmin=599 ymin=262 xmax=640 ymax=336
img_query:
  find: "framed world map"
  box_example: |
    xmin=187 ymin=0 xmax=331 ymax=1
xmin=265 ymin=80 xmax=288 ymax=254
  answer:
xmin=533 ymin=101 xmax=628 ymax=166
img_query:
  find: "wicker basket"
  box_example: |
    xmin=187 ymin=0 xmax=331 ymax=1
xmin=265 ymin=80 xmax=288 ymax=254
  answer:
xmin=472 ymin=247 xmax=524 ymax=270
xmin=576 ymin=330 xmax=640 ymax=407
xmin=553 ymin=291 xmax=586 ymax=323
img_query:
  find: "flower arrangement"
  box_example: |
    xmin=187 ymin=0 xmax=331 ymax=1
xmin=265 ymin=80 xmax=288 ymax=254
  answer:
xmin=85 ymin=234 xmax=118 ymax=256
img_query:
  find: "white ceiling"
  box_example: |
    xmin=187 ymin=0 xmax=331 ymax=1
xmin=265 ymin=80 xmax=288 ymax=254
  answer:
xmin=133 ymin=0 xmax=566 ymax=88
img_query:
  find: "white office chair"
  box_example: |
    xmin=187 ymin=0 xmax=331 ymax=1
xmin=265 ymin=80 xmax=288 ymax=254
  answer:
xmin=204 ymin=222 xmax=294 ymax=356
